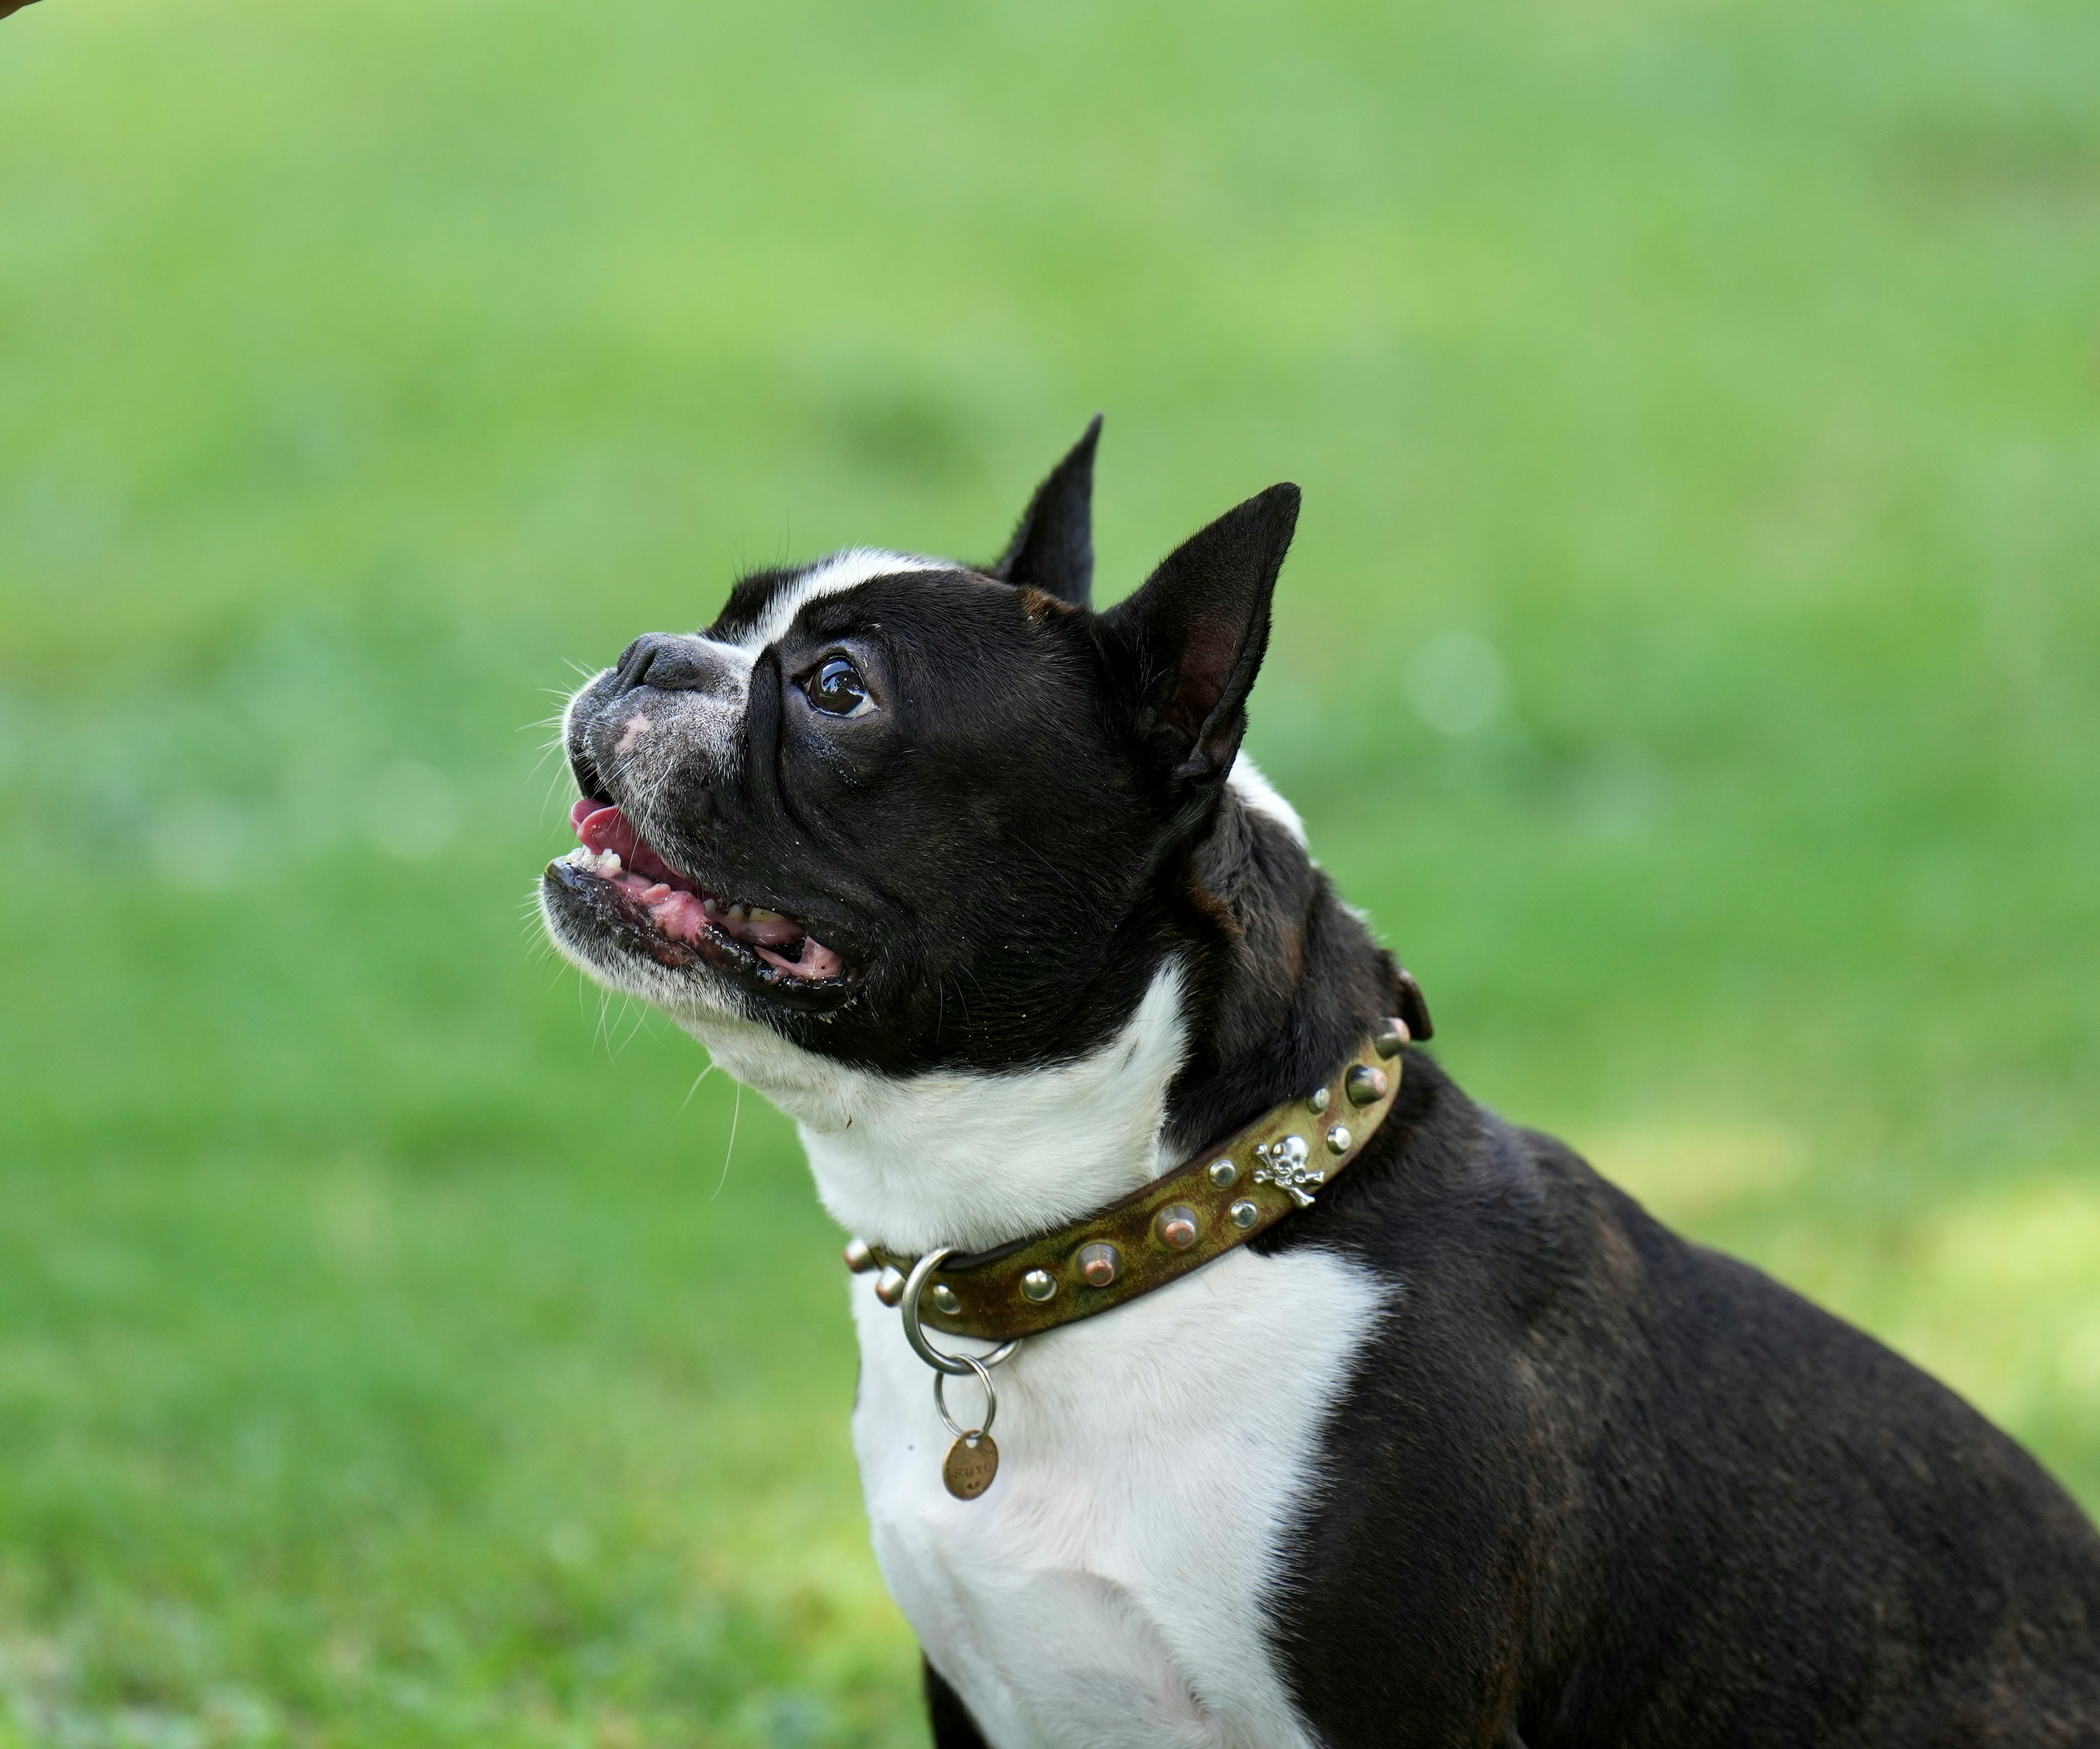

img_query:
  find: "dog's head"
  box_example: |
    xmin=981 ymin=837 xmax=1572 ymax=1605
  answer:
xmin=540 ymin=419 xmax=1302 ymax=1080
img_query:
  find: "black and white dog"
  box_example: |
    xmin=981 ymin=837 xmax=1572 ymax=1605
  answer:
xmin=541 ymin=421 xmax=2100 ymax=1747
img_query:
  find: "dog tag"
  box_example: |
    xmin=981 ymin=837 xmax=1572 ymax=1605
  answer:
xmin=943 ymin=1433 xmax=999 ymax=1500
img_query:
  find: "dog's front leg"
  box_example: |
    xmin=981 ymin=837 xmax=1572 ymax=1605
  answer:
xmin=923 ymin=1658 xmax=994 ymax=1748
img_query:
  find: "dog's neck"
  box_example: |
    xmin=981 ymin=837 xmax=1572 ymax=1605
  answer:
xmin=1160 ymin=779 xmax=1402 ymax=1164
xmin=684 ymin=777 xmax=1401 ymax=1256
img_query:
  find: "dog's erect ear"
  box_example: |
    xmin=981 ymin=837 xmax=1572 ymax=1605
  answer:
xmin=988 ymin=415 xmax=1102 ymax=606
xmin=1101 ymin=483 xmax=1300 ymax=786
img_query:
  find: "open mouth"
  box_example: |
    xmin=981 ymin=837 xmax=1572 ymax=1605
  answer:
xmin=553 ymin=798 xmax=845 ymax=983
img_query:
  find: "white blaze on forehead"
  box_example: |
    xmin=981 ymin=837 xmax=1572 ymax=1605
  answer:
xmin=733 ymin=547 xmax=949 ymax=653
xmin=606 ymin=548 xmax=944 ymax=792
xmin=562 ymin=547 xmax=950 ymax=782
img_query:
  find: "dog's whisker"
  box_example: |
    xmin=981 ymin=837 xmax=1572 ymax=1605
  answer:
xmin=678 ymin=1060 xmax=718 ymax=1116
xmin=709 ymin=1081 xmax=742 ymax=1202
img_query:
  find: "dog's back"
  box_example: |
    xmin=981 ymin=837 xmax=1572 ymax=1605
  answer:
xmin=1274 ymin=1056 xmax=2100 ymax=1745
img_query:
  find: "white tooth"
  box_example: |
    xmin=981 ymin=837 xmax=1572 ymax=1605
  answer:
xmin=561 ymin=847 xmax=590 ymax=866
xmin=598 ymin=851 xmax=623 ymax=874
xmin=746 ymin=907 xmax=786 ymax=923
xmin=726 ymin=903 xmax=749 ymax=923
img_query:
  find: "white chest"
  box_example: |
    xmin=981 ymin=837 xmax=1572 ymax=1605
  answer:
xmin=849 ymin=1245 xmax=1382 ymax=1749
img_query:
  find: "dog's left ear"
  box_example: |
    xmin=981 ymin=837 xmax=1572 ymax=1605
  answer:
xmin=989 ymin=415 xmax=1102 ymax=606
xmin=1101 ymin=483 xmax=1300 ymax=787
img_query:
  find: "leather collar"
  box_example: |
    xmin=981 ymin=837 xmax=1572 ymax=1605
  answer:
xmin=845 ymin=1016 xmax=1416 ymax=1344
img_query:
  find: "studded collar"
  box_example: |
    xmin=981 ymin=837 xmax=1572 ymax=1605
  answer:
xmin=845 ymin=1013 xmax=1418 ymax=1345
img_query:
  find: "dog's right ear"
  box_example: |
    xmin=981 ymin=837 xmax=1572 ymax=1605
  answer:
xmin=988 ymin=415 xmax=1102 ymax=607
xmin=1100 ymin=483 xmax=1300 ymax=790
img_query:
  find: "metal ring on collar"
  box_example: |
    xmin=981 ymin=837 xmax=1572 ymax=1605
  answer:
xmin=900 ymin=1248 xmax=1022 ymax=1377
xmin=932 ymin=1355 xmax=998 ymax=1443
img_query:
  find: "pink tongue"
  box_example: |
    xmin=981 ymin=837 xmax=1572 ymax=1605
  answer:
xmin=575 ymin=803 xmax=680 ymax=884
xmin=575 ymin=803 xmax=636 ymax=859
xmin=570 ymin=795 xmax=841 ymax=980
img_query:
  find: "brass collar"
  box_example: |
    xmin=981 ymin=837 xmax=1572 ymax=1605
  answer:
xmin=844 ymin=1019 xmax=1414 ymax=1344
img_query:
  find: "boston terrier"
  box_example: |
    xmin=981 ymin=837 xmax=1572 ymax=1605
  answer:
xmin=540 ymin=419 xmax=2100 ymax=1747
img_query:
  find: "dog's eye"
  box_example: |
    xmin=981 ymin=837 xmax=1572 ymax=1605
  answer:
xmin=808 ymin=656 xmax=873 ymax=717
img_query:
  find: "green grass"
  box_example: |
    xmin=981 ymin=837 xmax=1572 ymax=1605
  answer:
xmin=3 ymin=0 xmax=2098 ymax=1740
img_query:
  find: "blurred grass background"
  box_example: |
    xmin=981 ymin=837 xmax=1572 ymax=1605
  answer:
xmin=2 ymin=0 xmax=2097 ymax=1741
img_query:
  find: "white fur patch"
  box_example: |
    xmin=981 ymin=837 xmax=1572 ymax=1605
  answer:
xmin=854 ymin=1244 xmax=1378 ymax=1749
xmin=663 ymin=963 xmax=1362 ymax=1747
xmin=658 ymin=964 xmax=1186 ymax=1253
xmin=548 ymin=966 xmax=1366 ymax=1749
xmin=1227 ymin=754 xmax=1306 ymax=847
xmin=734 ymin=547 xmax=946 ymax=652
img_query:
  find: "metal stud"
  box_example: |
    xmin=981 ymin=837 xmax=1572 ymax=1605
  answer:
xmin=930 ymin=1283 xmax=963 ymax=1317
xmin=1206 ymin=1158 xmax=1239 ymax=1189
xmin=1229 ymin=1199 xmax=1259 ymax=1229
xmin=1155 ymin=1204 xmax=1200 ymax=1250
xmin=873 ymin=1266 xmax=907 ymax=1307
xmin=1020 ymin=1268 xmax=1058 ymax=1302
xmin=1374 ymin=1018 xmax=1410 ymax=1059
xmin=1344 ymin=1064 xmax=1389 ymax=1107
xmin=1077 ymin=1242 xmax=1122 ymax=1288
xmin=843 ymin=1236 xmax=877 ymax=1273
xmin=1306 ymin=1086 xmax=1331 ymax=1116
xmin=1326 ymin=1124 xmax=1352 ymax=1156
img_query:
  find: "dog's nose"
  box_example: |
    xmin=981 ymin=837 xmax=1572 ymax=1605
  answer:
xmin=611 ymin=633 xmax=732 ymax=695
